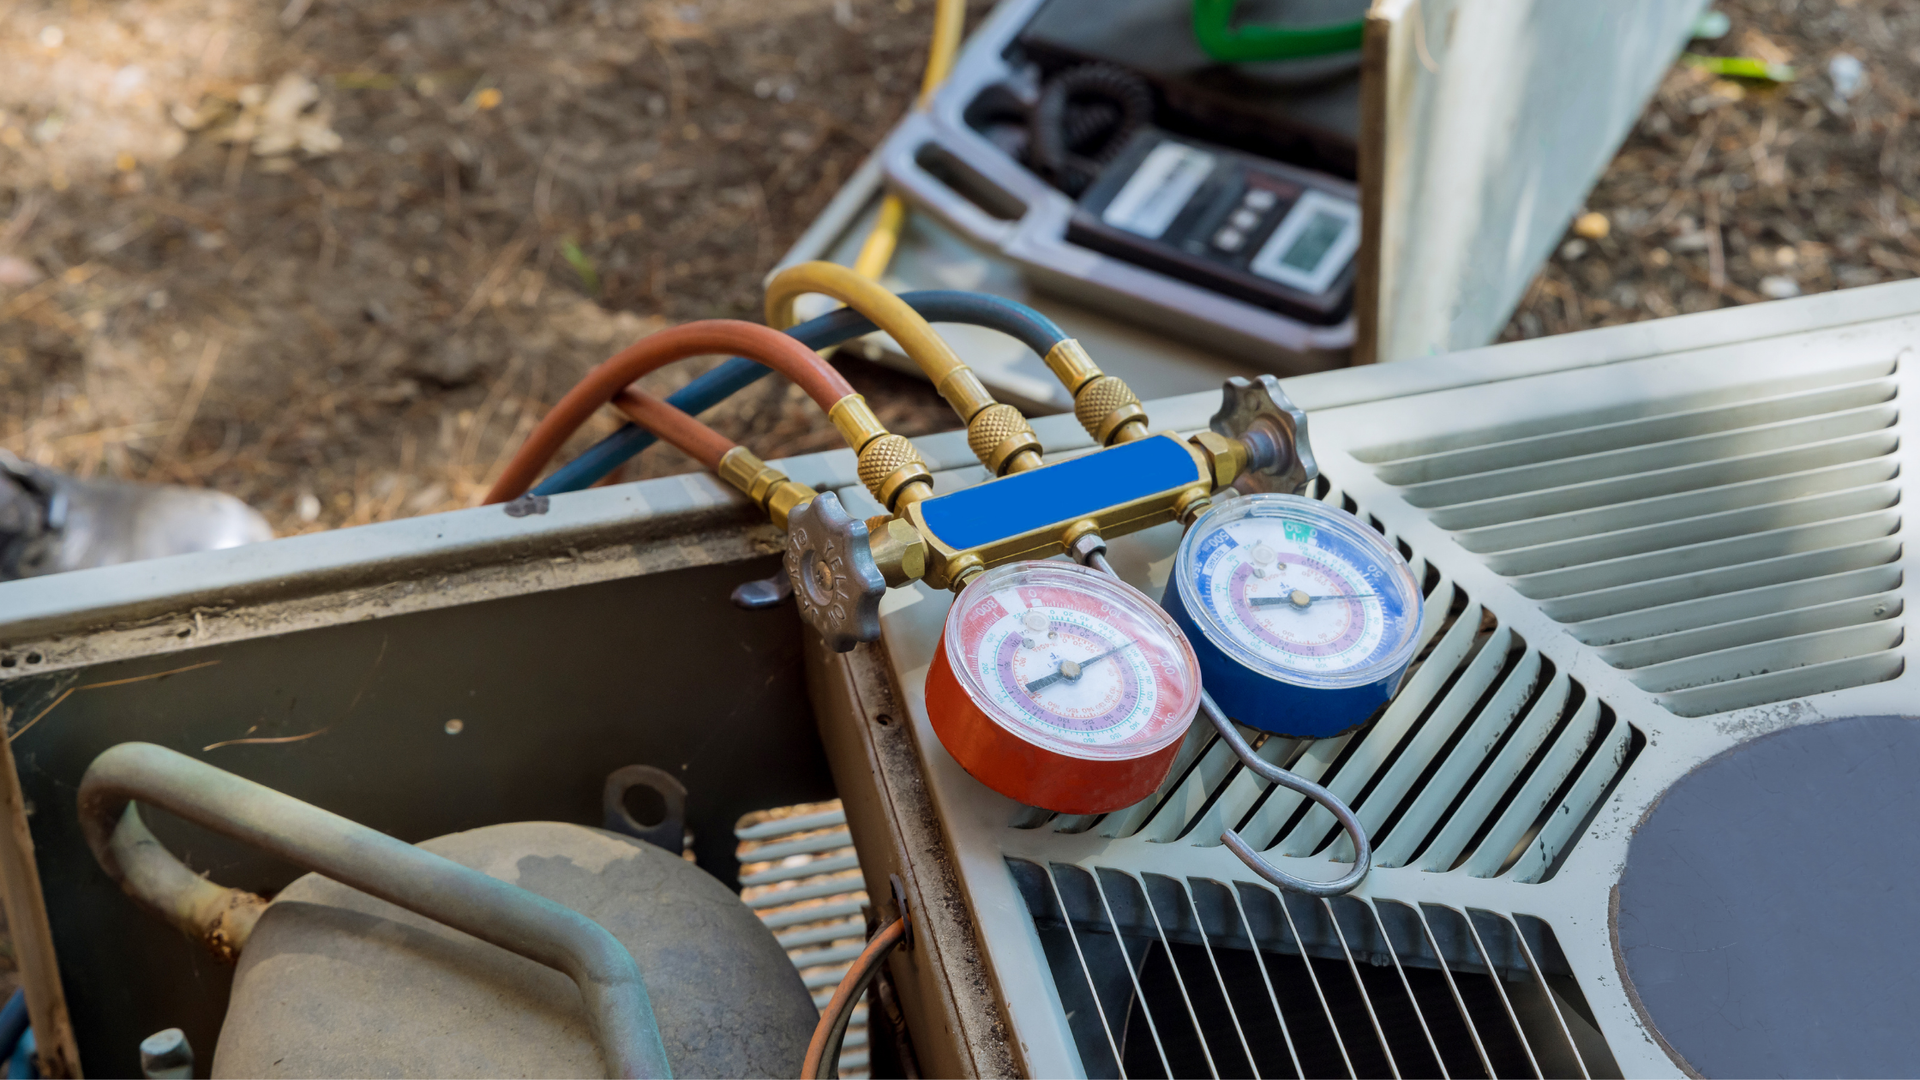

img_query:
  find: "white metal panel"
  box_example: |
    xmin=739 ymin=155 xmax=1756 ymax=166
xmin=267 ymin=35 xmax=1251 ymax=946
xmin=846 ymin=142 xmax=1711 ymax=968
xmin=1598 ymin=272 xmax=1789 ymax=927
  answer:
xmin=857 ymin=285 xmax=1920 ymax=1078
xmin=1364 ymin=0 xmax=1709 ymax=362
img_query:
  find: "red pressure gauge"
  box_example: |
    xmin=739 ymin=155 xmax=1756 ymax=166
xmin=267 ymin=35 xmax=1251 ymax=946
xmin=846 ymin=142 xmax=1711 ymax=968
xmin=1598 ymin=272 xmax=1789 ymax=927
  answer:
xmin=926 ymin=561 xmax=1202 ymax=814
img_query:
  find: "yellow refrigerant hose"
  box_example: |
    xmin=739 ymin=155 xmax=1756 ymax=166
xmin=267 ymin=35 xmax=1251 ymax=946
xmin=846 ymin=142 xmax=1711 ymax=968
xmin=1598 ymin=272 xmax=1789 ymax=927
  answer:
xmin=766 ymin=261 xmax=1045 ymax=477
xmin=852 ymin=0 xmax=966 ymax=280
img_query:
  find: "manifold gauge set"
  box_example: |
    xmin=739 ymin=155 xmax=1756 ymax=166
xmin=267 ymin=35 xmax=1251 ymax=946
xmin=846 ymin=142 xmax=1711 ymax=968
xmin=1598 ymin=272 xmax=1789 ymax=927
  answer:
xmin=524 ymin=261 xmax=1430 ymax=892
xmin=770 ymin=331 xmax=1424 ymax=891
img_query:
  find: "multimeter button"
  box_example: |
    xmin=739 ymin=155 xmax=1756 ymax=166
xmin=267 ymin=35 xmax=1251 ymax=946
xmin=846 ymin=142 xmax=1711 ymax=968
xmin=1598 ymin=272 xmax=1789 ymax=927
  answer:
xmin=1242 ymin=188 xmax=1278 ymax=212
xmin=1230 ymin=208 xmax=1261 ymax=231
xmin=1213 ymin=227 xmax=1247 ymax=252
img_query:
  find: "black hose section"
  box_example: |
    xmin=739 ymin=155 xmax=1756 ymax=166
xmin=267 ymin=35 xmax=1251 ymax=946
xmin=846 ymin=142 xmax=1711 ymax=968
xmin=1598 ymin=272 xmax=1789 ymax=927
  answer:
xmin=803 ymin=918 xmax=908 ymax=1080
xmin=78 ymin=742 xmax=673 ymax=1079
xmin=1029 ymin=64 xmax=1155 ymax=196
xmin=535 ymin=291 xmax=1067 ymax=495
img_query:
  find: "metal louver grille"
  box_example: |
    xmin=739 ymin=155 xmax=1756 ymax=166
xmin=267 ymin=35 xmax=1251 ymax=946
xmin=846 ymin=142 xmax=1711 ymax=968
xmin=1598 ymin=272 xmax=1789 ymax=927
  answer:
xmin=1010 ymin=860 xmax=1621 ymax=1080
xmin=737 ymin=802 xmax=871 ymax=1079
xmin=1359 ymin=361 xmax=1905 ymax=717
xmin=1015 ymin=483 xmax=1640 ymax=884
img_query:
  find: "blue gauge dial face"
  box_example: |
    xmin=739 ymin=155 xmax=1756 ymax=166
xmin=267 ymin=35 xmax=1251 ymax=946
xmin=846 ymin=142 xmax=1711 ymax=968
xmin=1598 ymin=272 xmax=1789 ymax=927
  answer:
xmin=1178 ymin=496 xmax=1422 ymax=688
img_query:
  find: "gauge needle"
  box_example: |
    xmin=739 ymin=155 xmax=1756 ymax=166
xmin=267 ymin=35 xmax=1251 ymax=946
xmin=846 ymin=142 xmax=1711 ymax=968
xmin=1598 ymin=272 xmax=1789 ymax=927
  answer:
xmin=1024 ymin=640 xmax=1138 ymax=694
xmin=1249 ymin=590 xmax=1377 ymax=608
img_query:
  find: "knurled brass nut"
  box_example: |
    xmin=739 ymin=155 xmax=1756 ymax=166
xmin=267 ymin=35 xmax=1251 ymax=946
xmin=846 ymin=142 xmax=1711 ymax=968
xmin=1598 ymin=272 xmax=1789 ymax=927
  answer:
xmin=1074 ymin=375 xmax=1146 ymax=446
xmin=967 ymin=403 xmax=1041 ymax=474
xmin=858 ymin=434 xmax=932 ymax=510
xmin=985 ymin=433 xmax=1043 ymax=476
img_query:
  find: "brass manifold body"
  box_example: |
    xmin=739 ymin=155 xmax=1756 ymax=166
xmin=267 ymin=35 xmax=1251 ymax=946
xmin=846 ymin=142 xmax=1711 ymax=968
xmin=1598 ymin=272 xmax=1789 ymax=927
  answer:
xmin=897 ymin=429 xmax=1254 ymax=592
xmin=829 ymin=368 xmax=1310 ymax=595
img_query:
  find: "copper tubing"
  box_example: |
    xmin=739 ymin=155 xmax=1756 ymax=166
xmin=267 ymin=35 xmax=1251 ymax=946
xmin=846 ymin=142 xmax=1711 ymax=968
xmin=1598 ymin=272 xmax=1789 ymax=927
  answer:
xmin=802 ymin=917 xmax=908 ymax=1080
xmin=79 ymin=742 xmax=671 ymax=1079
xmin=486 ymin=319 xmax=854 ymax=504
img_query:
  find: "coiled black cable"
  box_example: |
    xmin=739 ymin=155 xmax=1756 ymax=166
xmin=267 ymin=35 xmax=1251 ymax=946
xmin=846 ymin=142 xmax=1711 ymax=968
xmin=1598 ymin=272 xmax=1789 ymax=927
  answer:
xmin=1028 ymin=63 xmax=1155 ymax=196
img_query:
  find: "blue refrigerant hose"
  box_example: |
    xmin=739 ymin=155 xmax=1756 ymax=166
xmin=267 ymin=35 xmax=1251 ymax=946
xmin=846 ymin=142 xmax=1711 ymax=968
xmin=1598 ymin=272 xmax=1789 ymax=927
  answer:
xmin=0 ymin=990 xmax=26 ymax=1079
xmin=532 ymin=291 xmax=1070 ymax=495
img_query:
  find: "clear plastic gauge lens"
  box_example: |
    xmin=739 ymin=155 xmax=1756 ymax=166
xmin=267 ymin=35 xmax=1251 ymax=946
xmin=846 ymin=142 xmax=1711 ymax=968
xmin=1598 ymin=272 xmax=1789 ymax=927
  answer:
xmin=1174 ymin=494 xmax=1422 ymax=691
xmin=943 ymin=560 xmax=1199 ymax=761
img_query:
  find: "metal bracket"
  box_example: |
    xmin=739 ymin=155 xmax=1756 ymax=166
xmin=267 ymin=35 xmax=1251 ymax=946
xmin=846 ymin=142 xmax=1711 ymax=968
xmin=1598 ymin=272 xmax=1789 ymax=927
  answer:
xmin=889 ymin=872 xmax=915 ymax=951
xmin=601 ymin=765 xmax=688 ymax=855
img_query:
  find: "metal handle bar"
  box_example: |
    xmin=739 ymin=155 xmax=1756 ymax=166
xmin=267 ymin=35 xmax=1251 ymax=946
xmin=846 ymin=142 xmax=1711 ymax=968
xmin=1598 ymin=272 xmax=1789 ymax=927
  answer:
xmin=1078 ymin=547 xmax=1371 ymax=897
xmin=880 ymin=114 xmax=1022 ymax=248
xmin=78 ymin=742 xmax=671 ymax=1079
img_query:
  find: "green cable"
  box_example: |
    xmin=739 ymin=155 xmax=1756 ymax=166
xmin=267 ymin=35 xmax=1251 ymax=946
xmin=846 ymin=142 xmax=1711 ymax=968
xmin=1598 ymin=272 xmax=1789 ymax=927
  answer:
xmin=1191 ymin=0 xmax=1364 ymax=63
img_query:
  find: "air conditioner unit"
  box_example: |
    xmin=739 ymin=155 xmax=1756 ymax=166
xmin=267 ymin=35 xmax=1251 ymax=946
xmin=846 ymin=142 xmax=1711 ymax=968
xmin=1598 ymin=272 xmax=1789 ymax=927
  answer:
xmin=3 ymin=281 xmax=1913 ymax=1078
xmin=808 ymin=278 xmax=1920 ymax=1079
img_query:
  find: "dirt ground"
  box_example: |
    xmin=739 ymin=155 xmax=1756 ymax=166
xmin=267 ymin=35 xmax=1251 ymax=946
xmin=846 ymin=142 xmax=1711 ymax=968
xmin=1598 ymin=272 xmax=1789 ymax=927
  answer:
xmin=0 ymin=0 xmax=987 ymax=535
xmin=1501 ymin=0 xmax=1920 ymax=341
xmin=0 ymin=0 xmax=1912 ymax=544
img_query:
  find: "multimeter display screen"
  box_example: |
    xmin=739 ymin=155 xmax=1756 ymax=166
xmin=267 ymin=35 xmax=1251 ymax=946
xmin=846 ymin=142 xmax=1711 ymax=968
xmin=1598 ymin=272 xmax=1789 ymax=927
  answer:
xmin=1282 ymin=212 xmax=1346 ymax=272
xmin=1070 ymin=129 xmax=1360 ymax=323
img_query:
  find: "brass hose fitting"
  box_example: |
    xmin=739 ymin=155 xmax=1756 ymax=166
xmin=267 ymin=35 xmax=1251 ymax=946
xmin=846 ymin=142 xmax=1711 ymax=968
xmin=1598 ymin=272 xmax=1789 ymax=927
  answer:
xmin=966 ymin=401 xmax=1044 ymax=476
xmin=767 ymin=261 xmax=1045 ymax=477
xmin=717 ymin=446 xmax=820 ymax=531
xmin=829 ymin=394 xmax=933 ymax=511
xmin=1044 ymin=339 xmax=1150 ymax=445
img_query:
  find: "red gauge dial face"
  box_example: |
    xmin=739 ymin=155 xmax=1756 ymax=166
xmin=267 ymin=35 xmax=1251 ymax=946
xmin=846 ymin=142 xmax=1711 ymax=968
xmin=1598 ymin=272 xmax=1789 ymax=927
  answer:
xmin=941 ymin=561 xmax=1199 ymax=761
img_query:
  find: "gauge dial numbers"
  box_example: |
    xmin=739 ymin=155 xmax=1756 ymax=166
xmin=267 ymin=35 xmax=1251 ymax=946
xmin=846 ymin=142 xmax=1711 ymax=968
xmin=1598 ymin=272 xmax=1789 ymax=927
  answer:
xmin=1212 ymin=544 xmax=1389 ymax=670
xmin=928 ymin=561 xmax=1201 ymax=814
xmin=1165 ymin=494 xmax=1423 ymax=738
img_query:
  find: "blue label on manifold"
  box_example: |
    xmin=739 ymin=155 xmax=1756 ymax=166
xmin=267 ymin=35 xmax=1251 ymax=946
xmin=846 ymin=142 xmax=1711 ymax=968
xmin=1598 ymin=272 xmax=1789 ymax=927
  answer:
xmin=917 ymin=436 xmax=1202 ymax=551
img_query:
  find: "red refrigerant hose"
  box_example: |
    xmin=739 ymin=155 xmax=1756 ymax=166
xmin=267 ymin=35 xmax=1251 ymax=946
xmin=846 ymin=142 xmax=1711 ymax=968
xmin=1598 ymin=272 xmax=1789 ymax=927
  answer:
xmin=486 ymin=319 xmax=853 ymax=504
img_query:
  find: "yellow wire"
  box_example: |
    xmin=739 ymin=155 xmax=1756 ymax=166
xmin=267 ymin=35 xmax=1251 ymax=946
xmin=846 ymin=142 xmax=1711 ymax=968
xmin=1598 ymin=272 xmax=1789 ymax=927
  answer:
xmin=852 ymin=0 xmax=966 ymax=281
xmin=767 ymin=260 xmax=974 ymax=409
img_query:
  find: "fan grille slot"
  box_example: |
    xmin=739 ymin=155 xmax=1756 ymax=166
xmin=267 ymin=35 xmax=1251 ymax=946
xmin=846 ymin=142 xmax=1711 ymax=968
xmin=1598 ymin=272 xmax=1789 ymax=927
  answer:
xmin=1364 ymin=365 xmax=1905 ymax=717
xmin=1010 ymin=861 xmax=1622 ymax=1080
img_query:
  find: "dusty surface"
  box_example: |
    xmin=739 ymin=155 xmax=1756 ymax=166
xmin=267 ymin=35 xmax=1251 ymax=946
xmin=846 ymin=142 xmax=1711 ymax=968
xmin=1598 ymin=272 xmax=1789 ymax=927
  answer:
xmin=0 ymin=0 xmax=1911 ymax=547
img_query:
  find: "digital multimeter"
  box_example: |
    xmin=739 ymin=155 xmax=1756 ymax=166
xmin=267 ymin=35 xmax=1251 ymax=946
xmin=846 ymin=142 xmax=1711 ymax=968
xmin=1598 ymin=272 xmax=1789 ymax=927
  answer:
xmin=1071 ymin=128 xmax=1361 ymax=324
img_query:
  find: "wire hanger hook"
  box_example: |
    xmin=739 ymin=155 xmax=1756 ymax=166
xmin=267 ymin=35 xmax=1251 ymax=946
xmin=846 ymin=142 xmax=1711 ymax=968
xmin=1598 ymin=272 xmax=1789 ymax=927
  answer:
xmin=1076 ymin=543 xmax=1371 ymax=898
xmin=1198 ymin=692 xmax=1370 ymax=897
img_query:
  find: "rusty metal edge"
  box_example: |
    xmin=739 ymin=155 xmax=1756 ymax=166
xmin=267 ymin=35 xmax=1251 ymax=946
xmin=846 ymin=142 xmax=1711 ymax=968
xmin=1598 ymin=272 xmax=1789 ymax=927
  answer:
xmin=804 ymin=634 xmax=1019 ymax=1079
xmin=0 ymin=512 xmax=784 ymax=683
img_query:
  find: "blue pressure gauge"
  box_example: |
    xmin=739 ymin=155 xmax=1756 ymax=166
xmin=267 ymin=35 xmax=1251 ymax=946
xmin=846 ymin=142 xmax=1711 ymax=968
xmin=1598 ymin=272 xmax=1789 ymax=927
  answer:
xmin=1163 ymin=494 xmax=1423 ymax=738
